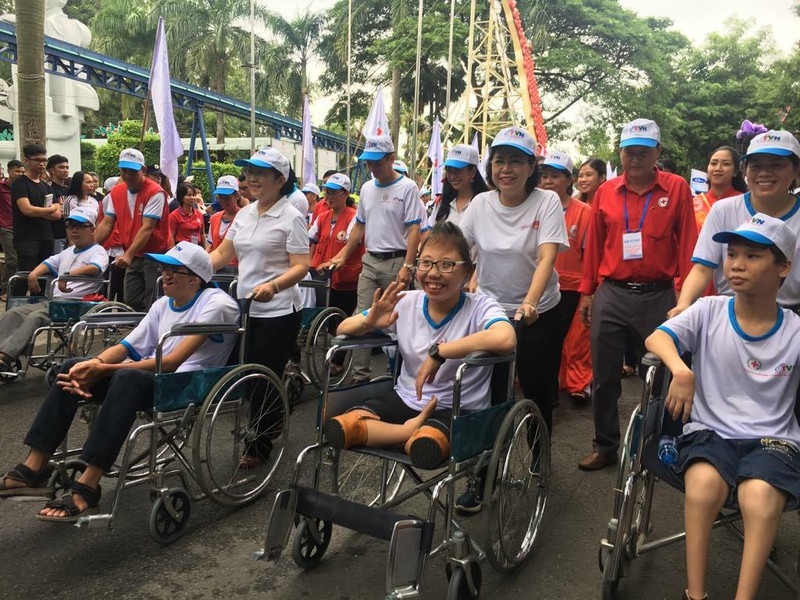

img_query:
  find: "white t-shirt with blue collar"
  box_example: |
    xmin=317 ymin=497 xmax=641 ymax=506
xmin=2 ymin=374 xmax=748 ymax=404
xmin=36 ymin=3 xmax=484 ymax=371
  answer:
xmin=365 ymin=290 xmax=511 ymax=413
xmin=43 ymin=243 xmax=109 ymax=299
xmin=658 ymin=296 xmax=800 ymax=445
xmin=691 ymin=192 xmax=800 ymax=306
xmin=356 ymin=175 xmax=424 ymax=253
xmin=121 ymin=287 xmax=240 ymax=372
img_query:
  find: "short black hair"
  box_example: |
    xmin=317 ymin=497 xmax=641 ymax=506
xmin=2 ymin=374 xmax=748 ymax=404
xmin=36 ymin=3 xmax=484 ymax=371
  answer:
xmin=279 ymin=166 xmax=298 ymax=197
xmin=6 ymin=159 xmax=23 ymax=170
xmin=22 ymin=143 xmax=47 ymax=158
xmin=322 ymin=169 xmax=339 ymax=179
xmin=47 ymin=154 xmax=69 ymax=170
xmin=238 ymin=172 xmax=247 ymax=182
xmin=418 ymin=221 xmax=474 ymax=277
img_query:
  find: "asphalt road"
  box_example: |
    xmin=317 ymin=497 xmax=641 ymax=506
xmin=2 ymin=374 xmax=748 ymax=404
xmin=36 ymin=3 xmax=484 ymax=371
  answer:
xmin=0 ymin=356 xmax=798 ymax=600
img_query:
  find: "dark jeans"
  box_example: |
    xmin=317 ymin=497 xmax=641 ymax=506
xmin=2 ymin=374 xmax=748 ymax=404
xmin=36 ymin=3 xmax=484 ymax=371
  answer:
xmin=244 ymin=310 xmax=302 ymax=458
xmin=329 ymin=288 xmax=358 ymax=317
xmin=516 ymin=306 xmax=565 ymax=434
xmin=11 ymin=238 xmax=53 ymax=296
xmin=24 ymin=358 xmax=155 ymax=472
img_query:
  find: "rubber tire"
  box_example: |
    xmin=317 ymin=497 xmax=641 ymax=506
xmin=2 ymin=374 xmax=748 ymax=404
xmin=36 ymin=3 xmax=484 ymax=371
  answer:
xmin=148 ymin=487 xmax=191 ymax=545
xmin=445 ymin=563 xmax=481 ymax=600
xmin=305 ymin=307 xmax=350 ymax=389
xmin=292 ymin=518 xmax=332 ymax=569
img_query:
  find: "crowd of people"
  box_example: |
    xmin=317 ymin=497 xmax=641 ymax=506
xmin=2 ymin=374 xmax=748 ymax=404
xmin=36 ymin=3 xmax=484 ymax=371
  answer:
xmin=1 ymin=119 xmax=800 ymax=600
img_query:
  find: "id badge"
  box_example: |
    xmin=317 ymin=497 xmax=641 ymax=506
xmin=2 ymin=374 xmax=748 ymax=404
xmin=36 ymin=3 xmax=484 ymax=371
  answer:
xmin=191 ymin=234 xmax=199 ymax=245
xmin=622 ymin=231 xmax=643 ymax=260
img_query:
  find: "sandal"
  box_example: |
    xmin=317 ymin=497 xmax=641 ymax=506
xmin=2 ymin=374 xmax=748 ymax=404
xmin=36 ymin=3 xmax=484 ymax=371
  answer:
xmin=36 ymin=481 xmax=101 ymax=523
xmin=0 ymin=463 xmax=53 ymax=498
xmin=621 ymin=365 xmax=637 ymax=378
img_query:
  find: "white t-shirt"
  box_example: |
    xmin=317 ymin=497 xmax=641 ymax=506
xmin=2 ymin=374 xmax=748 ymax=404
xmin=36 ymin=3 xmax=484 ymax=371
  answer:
xmin=225 ymin=197 xmax=309 ymax=317
xmin=459 ymin=189 xmax=569 ymax=314
xmin=105 ymin=189 xmax=167 ymax=221
xmin=366 ymin=290 xmax=511 ymax=413
xmin=64 ymin=196 xmax=101 ymax=221
xmin=658 ymin=296 xmax=800 ymax=445
xmin=43 ymin=243 xmax=109 ymax=299
xmin=692 ymin=193 xmax=800 ymax=307
xmin=288 ymin=188 xmax=309 ymax=217
xmin=121 ymin=287 xmax=239 ymax=372
xmin=356 ymin=175 xmax=424 ymax=253
xmin=426 ymin=198 xmax=472 ymax=229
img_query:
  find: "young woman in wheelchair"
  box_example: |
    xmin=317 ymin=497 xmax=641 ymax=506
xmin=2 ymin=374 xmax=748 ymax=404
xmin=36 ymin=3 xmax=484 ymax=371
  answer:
xmin=323 ymin=221 xmax=516 ymax=470
xmin=646 ymin=214 xmax=800 ymax=600
xmin=0 ymin=242 xmax=239 ymax=521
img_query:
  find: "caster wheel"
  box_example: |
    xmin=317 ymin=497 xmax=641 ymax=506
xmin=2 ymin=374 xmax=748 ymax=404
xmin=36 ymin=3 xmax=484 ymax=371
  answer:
xmin=148 ymin=487 xmax=191 ymax=544
xmin=292 ymin=517 xmax=332 ymax=569
xmin=0 ymin=357 xmax=22 ymax=383
xmin=446 ymin=561 xmax=481 ymax=599
xmin=47 ymin=459 xmax=87 ymax=497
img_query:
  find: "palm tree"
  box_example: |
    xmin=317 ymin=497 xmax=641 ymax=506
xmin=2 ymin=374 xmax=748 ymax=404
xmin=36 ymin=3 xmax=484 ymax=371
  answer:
xmin=15 ymin=0 xmax=46 ymax=147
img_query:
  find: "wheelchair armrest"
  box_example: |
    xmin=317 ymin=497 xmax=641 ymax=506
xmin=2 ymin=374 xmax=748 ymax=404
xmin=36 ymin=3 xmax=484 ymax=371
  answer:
xmin=298 ymin=277 xmax=330 ymax=290
xmin=80 ymin=312 xmax=148 ymax=326
xmin=463 ymin=350 xmax=515 ymax=367
xmin=54 ymin=274 xmax=106 ymax=283
xmin=641 ymin=352 xmax=662 ymax=368
xmin=331 ymin=333 xmax=395 ymax=350
xmin=169 ymin=323 xmax=240 ymax=336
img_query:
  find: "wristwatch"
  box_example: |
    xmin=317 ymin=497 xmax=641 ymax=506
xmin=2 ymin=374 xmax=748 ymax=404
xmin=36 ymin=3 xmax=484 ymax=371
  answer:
xmin=428 ymin=343 xmax=446 ymax=364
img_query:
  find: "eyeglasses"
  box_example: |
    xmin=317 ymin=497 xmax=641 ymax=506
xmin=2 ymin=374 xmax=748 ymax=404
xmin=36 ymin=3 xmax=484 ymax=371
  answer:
xmin=158 ymin=266 xmax=194 ymax=277
xmin=26 ymin=157 xmax=47 ymax=163
xmin=415 ymin=259 xmax=466 ymax=273
xmin=65 ymin=222 xmax=93 ymax=229
xmin=323 ymin=188 xmax=346 ymax=196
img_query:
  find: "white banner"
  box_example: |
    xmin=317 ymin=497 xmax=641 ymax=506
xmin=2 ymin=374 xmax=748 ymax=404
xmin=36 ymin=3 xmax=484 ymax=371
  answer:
xmin=690 ymin=168 xmax=709 ymax=194
xmin=149 ymin=17 xmax=183 ymax=195
xmin=606 ymin=162 xmax=618 ymax=181
xmin=427 ymin=119 xmax=444 ymax=196
xmin=362 ymin=86 xmax=390 ymax=138
xmin=471 ymin=132 xmax=487 ymax=180
xmin=301 ymin=94 xmax=316 ymax=186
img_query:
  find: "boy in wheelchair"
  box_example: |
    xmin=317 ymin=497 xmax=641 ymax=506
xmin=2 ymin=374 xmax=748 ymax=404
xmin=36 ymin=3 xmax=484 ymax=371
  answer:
xmin=645 ymin=213 xmax=800 ymax=600
xmin=323 ymin=221 xmax=516 ymax=469
xmin=0 ymin=242 xmax=239 ymax=521
xmin=0 ymin=207 xmax=108 ymax=375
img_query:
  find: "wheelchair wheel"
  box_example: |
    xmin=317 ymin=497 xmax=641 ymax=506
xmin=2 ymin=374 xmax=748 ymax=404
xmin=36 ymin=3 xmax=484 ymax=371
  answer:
xmin=192 ymin=363 xmax=289 ymax=507
xmin=292 ymin=517 xmax=332 ymax=569
xmin=483 ymin=399 xmax=550 ymax=573
xmin=73 ymin=301 xmax=136 ymax=356
xmin=446 ymin=561 xmax=481 ymax=599
xmin=0 ymin=356 xmax=22 ymax=383
xmin=148 ymin=487 xmax=191 ymax=545
xmin=284 ymin=370 xmax=305 ymax=408
xmin=48 ymin=458 xmax=87 ymax=497
xmin=44 ymin=365 xmax=59 ymax=388
xmin=332 ymin=450 xmax=406 ymax=507
xmin=305 ymin=307 xmax=351 ymax=389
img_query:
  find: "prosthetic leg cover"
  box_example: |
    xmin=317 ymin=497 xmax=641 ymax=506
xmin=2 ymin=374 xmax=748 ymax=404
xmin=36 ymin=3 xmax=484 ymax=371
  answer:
xmin=323 ymin=411 xmax=379 ymax=449
xmin=406 ymin=425 xmax=450 ymax=470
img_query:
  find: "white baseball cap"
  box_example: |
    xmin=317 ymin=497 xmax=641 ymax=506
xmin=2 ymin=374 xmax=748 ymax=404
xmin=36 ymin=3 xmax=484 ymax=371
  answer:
xmin=118 ymin=148 xmax=146 ymax=170
xmin=301 ymin=183 xmax=321 ymax=196
xmin=620 ymin=119 xmax=661 ymax=148
xmin=359 ymin=135 xmax=395 ymax=161
xmin=145 ymin=241 xmax=214 ymax=283
xmin=215 ymin=175 xmax=239 ymax=196
xmin=542 ymin=150 xmax=575 ymax=175
xmin=322 ymin=173 xmax=351 ymax=192
xmin=103 ymin=176 xmax=120 ymax=192
xmin=491 ymin=127 xmax=536 ymax=156
xmin=234 ymin=147 xmax=291 ymax=179
xmin=392 ymin=160 xmax=409 ymax=174
xmin=444 ymin=144 xmax=480 ymax=168
xmin=713 ymin=212 xmax=797 ymax=260
xmin=65 ymin=206 xmax=97 ymax=226
xmin=745 ymin=130 xmax=800 ymax=161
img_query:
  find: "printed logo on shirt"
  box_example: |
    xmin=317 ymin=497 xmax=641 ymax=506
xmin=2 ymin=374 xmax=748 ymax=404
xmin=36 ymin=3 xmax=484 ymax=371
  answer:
xmin=657 ymin=197 xmax=669 ymax=208
xmin=568 ymin=224 xmax=578 ymax=240
xmin=380 ymin=194 xmax=404 ymax=206
xmin=138 ymin=204 xmax=144 ymax=215
xmin=521 ymin=219 xmax=540 ymax=231
xmin=747 ymin=358 xmax=762 ymax=370
xmin=336 ymin=231 xmax=348 ymax=242
xmin=774 ymin=363 xmax=794 ymax=375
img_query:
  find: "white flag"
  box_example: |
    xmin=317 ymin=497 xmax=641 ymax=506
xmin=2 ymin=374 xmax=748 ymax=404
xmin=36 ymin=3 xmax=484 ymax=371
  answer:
xmin=149 ymin=17 xmax=183 ymax=195
xmin=472 ymin=132 xmax=487 ymax=180
xmin=362 ymin=86 xmax=389 ymax=138
xmin=301 ymin=95 xmax=316 ymax=187
xmin=606 ymin=162 xmax=618 ymax=181
xmin=427 ymin=119 xmax=444 ymax=196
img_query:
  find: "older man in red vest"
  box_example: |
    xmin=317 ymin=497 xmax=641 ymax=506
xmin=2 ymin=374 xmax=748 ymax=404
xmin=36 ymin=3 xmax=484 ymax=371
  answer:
xmin=95 ymin=148 xmax=169 ymax=310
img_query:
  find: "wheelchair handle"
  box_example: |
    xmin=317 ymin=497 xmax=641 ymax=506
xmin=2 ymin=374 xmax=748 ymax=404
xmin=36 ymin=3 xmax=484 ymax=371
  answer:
xmin=53 ymin=274 xmax=106 ymax=283
xmin=641 ymin=352 xmax=662 ymax=368
xmin=169 ymin=323 xmax=240 ymax=336
xmin=330 ymin=333 xmax=395 ymax=351
xmin=79 ymin=313 xmax=148 ymax=326
xmin=298 ymin=274 xmax=332 ymax=290
xmin=463 ymin=350 xmax=516 ymax=367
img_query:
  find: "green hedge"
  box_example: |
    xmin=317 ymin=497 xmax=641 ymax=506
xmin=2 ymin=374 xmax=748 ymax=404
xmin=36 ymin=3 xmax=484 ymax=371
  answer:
xmin=186 ymin=162 xmax=242 ymax=199
xmin=94 ymin=120 xmax=161 ymax=180
xmin=80 ymin=141 xmax=97 ymax=174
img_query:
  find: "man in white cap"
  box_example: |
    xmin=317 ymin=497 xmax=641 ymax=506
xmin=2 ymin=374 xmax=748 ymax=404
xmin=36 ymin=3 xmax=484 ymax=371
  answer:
xmin=325 ymin=134 xmax=425 ymax=382
xmin=95 ymin=148 xmax=170 ymax=312
xmin=0 ymin=241 xmax=239 ymax=519
xmin=301 ymin=182 xmax=321 ymax=224
xmin=577 ymin=118 xmax=698 ymax=471
xmin=208 ymin=175 xmax=241 ymax=270
xmin=0 ymin=207 xmax=109 ymax=375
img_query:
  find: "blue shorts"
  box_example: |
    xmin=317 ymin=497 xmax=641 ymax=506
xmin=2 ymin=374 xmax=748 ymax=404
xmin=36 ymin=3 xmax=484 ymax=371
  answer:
xmin=673 ymin=429 xmax=800 ymax=510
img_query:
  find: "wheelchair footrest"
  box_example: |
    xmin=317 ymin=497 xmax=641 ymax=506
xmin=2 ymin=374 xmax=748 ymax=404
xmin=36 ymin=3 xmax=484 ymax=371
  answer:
xmin=296 ymin=486 xmax=432 ymax=545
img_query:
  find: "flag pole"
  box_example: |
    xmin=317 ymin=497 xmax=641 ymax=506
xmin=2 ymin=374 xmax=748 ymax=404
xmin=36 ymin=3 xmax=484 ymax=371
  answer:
xmin=445 ymin=0 xmax=455 ymax=122
xmin=250 ymin=0 xmax=256 ymax=153
xmin=345 ymin=0 xmax=352 ymax=170
xmin=410 ymin=0 xmax=424 ymax=180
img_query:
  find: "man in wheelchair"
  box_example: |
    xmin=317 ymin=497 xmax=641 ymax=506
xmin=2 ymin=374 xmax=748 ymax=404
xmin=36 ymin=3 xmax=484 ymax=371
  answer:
xmin=0 ymin=242 xmax=239 ymax=522
xmin=0 ymin=207 xmax=108 ymax=375
xmin=645 ymin=213 xmax=800 ymax=600
xmin=323 ymin=221 xmax=516 ymax=469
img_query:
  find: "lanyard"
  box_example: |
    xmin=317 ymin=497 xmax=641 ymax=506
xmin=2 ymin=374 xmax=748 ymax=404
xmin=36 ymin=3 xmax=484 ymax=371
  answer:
xmin=622 ymin=190 xmax=653 ymax=233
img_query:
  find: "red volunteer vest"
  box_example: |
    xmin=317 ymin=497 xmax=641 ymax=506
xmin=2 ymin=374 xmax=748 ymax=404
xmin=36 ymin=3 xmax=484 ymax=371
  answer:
xmin=109 ymin=177 xmax=169 ymax=256
xmin=311 ymin=206 xmax=363 ymax=291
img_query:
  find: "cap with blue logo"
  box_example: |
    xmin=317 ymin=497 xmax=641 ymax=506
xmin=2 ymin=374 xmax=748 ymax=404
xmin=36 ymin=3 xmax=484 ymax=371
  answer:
xmin=215 ymin=175 xmax=239 ymax=196
xmin=745 ymin=130 xmax=800 ymax=161
xmin=713 ymin=212 xmax=796 ymax=260
xmin=322 ymin=173 xmax=351 ymax=193
xmin=392 ymin=160 xmax=409 ymax=174
xmin=491 ymin=127 xmax=536 ymax=156
xmin=145 ymin=241 xmax=214 ymax=283
xmin=542 ymin=150 xmax=575 ymax=174
xmin=118 ymin=148 xmax=145 ymax=170
xmin=619 ymin=119 xmax=661 ymax=148
xmin=65 ymin=206 xmax=97 ymax=226
xmin=444 ymin=144 xmax=480 ymax=168
xmin=359 ymin=135 xmax=395 ymax=161
xmin=234 ymin=147 xmax=290 ymax=179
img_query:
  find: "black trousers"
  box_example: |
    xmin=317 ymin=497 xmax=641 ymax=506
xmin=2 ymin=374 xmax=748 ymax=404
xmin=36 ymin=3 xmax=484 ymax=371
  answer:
xmin=24 ymin=358 xmax=155 ymax=472
xmin=11 ymin=238 xmax=53 ymax=296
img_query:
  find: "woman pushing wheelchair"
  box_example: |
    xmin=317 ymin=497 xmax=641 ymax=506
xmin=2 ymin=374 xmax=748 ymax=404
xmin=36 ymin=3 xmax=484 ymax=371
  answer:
xmin=323 ymin=221 xmax=516 ymax=469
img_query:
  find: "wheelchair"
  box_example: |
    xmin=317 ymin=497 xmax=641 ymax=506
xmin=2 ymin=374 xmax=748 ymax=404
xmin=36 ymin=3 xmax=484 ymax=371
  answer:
xmin=283 ymin=270 xmax=354 ymax=405
xmin=258 ymin=333 xmax=550 ymax=599
xmin=43 ymin=297 xmax=291 ymax=544
xmin=598 ymin=353 xmax=799 ymax=599
xmin=1 ymin=272 xmax=135 ymax=385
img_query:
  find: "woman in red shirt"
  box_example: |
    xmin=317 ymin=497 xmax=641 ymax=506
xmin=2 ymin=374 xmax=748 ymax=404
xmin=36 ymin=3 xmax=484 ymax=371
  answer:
xmin=692 ymin=146 xmax=748 ymax=231
xmin=169 ymin=184 xmax=206 ymax=247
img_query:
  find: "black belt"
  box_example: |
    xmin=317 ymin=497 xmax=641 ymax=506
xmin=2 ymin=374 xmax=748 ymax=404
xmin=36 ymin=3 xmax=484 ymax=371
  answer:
xmin=368 ymin=250 xmax=406 ymax=260
xmin=605 ymin=278 xmax=673 ymax=293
